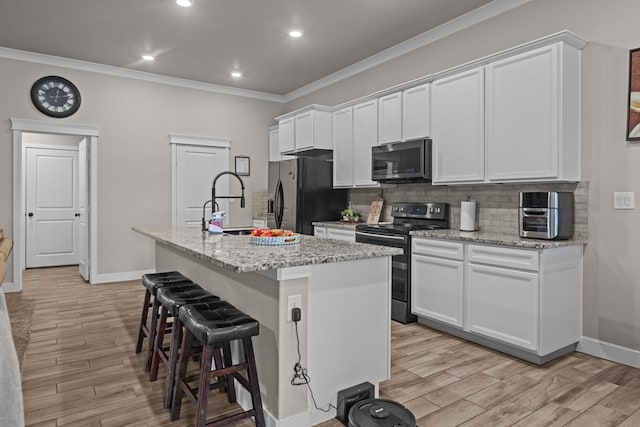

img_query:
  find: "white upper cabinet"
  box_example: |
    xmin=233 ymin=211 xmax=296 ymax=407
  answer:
xmin=278 ymin=116 xmax=295 ymax=154
xmin=378 ymin=92 xmax=402 ymax=144
xmin=402 ymin=83 xmax=430 ymax=140
xmin=333 ymin=107 xmax=354 ymax=188
xmin=353 ymin=99 xmax=379 ymax=187
xmin=432 ymin=67 xmax=485 ymax=184
xmin=268 ymin=126 xmax=280 ymax=162
xmin=277 ymin=106 xmax=332 ymax=154
xmin=432 ymin=39 xmax=581 ymax=185
xmin=486 ymin=43 xmax=580 ymax=182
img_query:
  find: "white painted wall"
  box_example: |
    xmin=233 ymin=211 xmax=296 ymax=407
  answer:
xmin=0 ymin=58 xmax=284 ymax=282
xmin=286 ymin=0 xmax=640 ymax=352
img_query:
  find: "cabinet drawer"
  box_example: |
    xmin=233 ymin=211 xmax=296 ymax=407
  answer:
xmin=467 ymin=244 xmax=539 ymax=271
xmin=326 ymin=227 xmax=355 ymax=242
xmin=412 ymin=238 xmax=464 ymax=260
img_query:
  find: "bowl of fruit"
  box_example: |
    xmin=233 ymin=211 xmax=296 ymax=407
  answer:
xmin=249 ymin=228 xmax=300 ymax=245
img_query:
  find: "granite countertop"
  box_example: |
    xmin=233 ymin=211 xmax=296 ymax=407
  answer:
xmin=410 ymin=229 xmax=586 ymax=249
xmin=133 ymin=225 xmax=402 ymax=273
xmin=312 ymin=221 xmax=394 ymax=229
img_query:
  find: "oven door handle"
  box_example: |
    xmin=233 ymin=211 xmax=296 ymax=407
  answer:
xmin=355 ymin=231 xmax=407 ymax=241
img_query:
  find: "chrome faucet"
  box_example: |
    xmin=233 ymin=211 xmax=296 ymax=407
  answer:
xmin=202 ymin=171 xmax=246 ymax=231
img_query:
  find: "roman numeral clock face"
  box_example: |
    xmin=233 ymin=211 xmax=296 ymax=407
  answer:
xmin=30 ymin=76 xmax=81 ymax=118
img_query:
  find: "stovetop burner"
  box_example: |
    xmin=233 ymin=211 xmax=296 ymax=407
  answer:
xmin=356 ymin=202 xmax=450 ymax=235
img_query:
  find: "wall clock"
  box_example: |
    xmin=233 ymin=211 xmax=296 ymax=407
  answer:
xmin=30 ymin=76 xmax=81 ymax=118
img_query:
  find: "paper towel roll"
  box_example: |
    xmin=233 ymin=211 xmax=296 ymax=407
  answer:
xmin=460 ymin=200 xmax=477 ymax=231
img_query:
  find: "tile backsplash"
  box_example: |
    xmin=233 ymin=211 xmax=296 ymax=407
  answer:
xmin=252 ymin=189 xmax=268 ymax=219
xmin=349 ymin=181 xmax=588 ymax=239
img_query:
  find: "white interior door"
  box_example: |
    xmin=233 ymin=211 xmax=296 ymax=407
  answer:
xmin=176 ymin=145 xmax=229 ymax=227
xmin=26 ymin=147 xmax=79 ymax=267
xmin=78 ymin=139 xmax=89 ymax=280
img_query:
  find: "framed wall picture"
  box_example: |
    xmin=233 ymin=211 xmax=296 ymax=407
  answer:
xmin=235 ymin=156 xmax=250 ymax=176
xmin=627 ymin=48 xmax=640 ymax=140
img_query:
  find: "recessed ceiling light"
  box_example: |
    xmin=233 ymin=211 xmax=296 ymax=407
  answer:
xmin=289 ymin=29 xmax=303 ymax=38
xmin=142 ymin=55 xmax=155 ymax=61
xmin=231 ymin=71 xmax=242 ymax=78
xmin=176 ymin=0 xmax=192 ymax=7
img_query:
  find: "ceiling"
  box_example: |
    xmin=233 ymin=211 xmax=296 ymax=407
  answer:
xmin=0 ymin=0 xmax=509 ymax=97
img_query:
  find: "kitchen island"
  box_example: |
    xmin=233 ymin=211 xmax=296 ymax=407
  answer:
xmin=133 ymin=225 xmax=402 ymax=426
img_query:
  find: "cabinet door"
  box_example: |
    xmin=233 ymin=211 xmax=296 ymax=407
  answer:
xmin=279 ymin=117 xmax=295 ymax=154
xmin=295 ymin=110 xmax=314 ymax=151
xmin=314 ymin=226 xmax=327 ymax=238
xmin=431 ymin=67 xmax=485 ymax=184
xmin=466 ymin=262 xmax=538 ymax=350
xmin=268 ymin=127 xmax=280 ymax=162
xmin=486 ymin=44 xmax=559 ymax=181
xmin=353 ymin=99 xmax=379 ymax=187
xmin=378 ymin=92 xmax=402 ymax=144
xmin=402 ymin=83 xmax=430 ymax=140
xmin=333 ymin=107 xmax=354 ymax=188
xmin=326 ymin=227 xmax=355 ymax=242
xmin=412 ymin=253 xmax=464 ymax=327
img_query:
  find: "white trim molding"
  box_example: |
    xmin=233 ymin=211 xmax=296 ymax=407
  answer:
xmin=0 ymin=47 xmax=283 ymax=103
xmin=10 ymin=118 xmax=99 ymax=136
xmin=283 ymin=0 xmax=537 ymax=102
xmin=578 ymin=336 xmax=640 ymax=370
xmin=91 ymin=269 xmax=155 ymax=285
xmin=168 ymin=133 xmax=231 ymax=148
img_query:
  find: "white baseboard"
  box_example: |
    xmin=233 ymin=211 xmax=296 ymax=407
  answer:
xmin=1 ymin=282 xmax=21 ymax=293
xmin=234 ymin=381 xmax=308 ymax=427
xmin=577 ymin=336 xmax=640 ymax=370
xmin=90 ymin=269 xmax=155 ymax=284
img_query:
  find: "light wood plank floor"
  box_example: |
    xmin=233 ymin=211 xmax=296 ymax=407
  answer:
xmin=17 ymin=266 xmax=640 ymax=426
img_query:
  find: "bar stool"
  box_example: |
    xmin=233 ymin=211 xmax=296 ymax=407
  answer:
xmin=135 ymin=271 xmax=194 ymax=372
xmin=171 ymin=300 xmax=265 ymax=427
xmin=150 ymin=283 xmax=221 ymax=409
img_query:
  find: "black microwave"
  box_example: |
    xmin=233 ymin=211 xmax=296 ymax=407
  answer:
xmin=371 ymin=138 xmax=432 ymax=183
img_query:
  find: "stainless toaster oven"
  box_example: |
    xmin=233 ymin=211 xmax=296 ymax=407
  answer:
xmin=519 ymin=191 xmax=574 ymax=240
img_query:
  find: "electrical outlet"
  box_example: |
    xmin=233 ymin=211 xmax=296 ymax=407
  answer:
xmin=287 ymin=294 xmax=302 ymax=322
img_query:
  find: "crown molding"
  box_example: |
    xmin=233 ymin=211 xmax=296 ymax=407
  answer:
xmin=10 ymin=117 xmax=99 ymax=136
xmin=283 ymin=0 xmax=535 ymax=102
xmin=1 ymin=0 xmax=534 ymax=104
xmin=0 ymin=47 xmax=285 ymax=103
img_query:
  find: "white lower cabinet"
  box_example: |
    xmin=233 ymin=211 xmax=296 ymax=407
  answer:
xmin=326 ymin=227 xmax=355 ymax=242
xmin=411 ymin=237 xmax=582 ymax=360
xmin=466 ymin=262 xmax=538 ymax=350
xmin=411 ymin=242 xmax=464 ymax=328
xmin=314 ymin=225 xmax=355 ymax=242
xmin=313 ymin=226 xmax=327 ymax=238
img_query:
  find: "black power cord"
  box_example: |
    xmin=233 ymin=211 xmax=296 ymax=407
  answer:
xmin=290 ymin=307 xmax=337 ymax=413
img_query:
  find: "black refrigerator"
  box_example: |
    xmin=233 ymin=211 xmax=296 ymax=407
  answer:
xmin=267 ymin=158 xmax=348 ymax=235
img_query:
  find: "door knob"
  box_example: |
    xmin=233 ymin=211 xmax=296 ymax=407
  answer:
xmin=28 ymin=212 xmax=33 ymax=217
xmin=75 ymin=213 xmax=81 ymax=217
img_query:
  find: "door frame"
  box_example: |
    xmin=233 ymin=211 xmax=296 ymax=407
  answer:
xmin=169 ymin=133 xmax=230 ymax=226
xmin=10 ymin=118 xmax=99 ymax=292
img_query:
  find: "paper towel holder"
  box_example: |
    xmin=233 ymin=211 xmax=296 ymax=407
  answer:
xmin=460 ymin=197 xmax=477 ymax=232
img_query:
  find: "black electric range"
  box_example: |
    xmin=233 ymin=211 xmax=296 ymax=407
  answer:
xmin=355 ymin=202 xmax=450 ymax=323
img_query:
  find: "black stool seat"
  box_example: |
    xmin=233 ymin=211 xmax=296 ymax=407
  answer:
xmin=156 ymin=284 xmax=220 ymax=316
xmin=179 ymin=300 xmax=260 ymax=346
xmin=142 ymin=271 xmax=192 ymax=294
xmin=172 ymin=301 xmax=265 ymax=426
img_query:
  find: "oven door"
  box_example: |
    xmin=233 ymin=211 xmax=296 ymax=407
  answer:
xmin=356 ymin=230 xmax=416 ymax=323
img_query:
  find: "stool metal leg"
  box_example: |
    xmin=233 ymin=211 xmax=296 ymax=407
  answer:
xmin=135 ymin=289 xmax=151 ymax=353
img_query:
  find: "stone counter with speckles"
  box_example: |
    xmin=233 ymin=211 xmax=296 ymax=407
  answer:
xmin=410 ymin=229 xmax=586 ymax=249
xmin=133 ymin=225 xmax=402 ymax=273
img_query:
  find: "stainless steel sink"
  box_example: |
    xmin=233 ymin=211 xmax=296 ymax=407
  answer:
xmin=222 ymin=228 xmax=254 ymax=235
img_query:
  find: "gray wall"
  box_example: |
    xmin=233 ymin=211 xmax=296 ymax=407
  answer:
xmin=286 ymin=0 xmax=640 ymax=351
xmin=0 ymin=58 xmax=284 ymax=280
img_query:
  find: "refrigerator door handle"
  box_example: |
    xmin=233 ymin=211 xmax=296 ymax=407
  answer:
xmin=275 ymin=179 xmax=284 ymax=229
xmin=267 ymin=199 xmax=274 ymax=214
